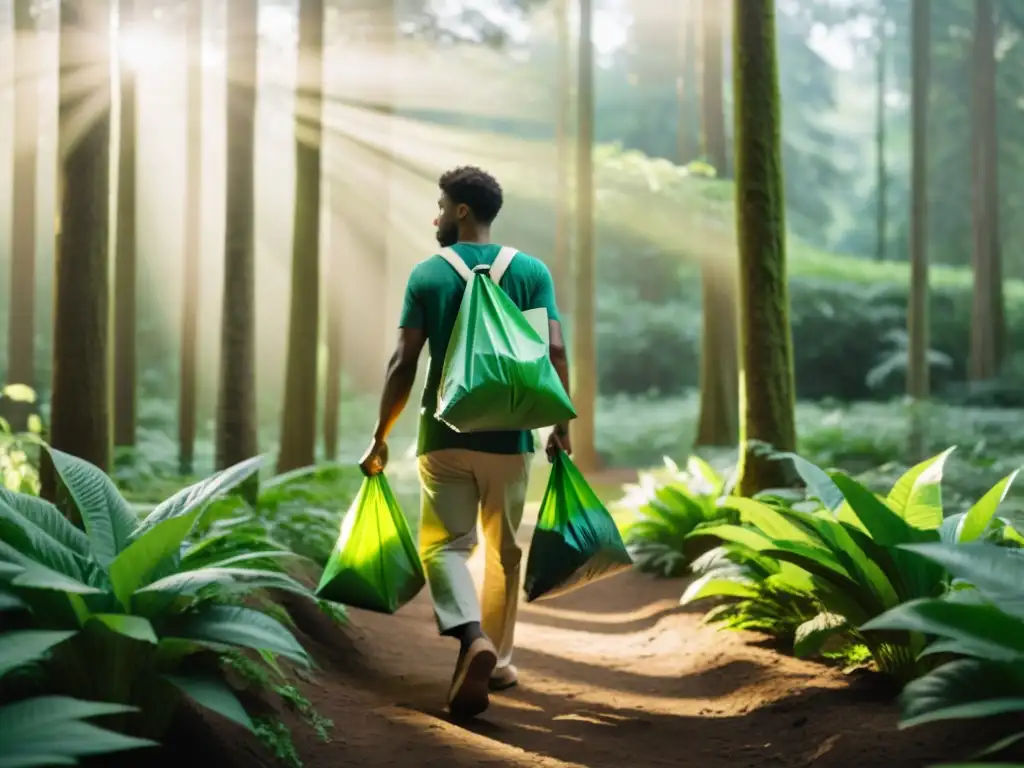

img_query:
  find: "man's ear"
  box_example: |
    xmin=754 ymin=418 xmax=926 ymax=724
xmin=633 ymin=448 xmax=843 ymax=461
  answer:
xmin=455 ymin=203 xmax=470 ymax=220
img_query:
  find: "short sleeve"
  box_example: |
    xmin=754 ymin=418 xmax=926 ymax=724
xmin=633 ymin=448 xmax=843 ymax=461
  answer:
xmin=528 ymin=261 xmax=561 ymax=323
xmin=398 ymin=271 xmax=425 ymax=329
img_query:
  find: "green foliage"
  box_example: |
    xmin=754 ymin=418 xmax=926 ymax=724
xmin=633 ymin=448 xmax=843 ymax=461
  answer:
xmin=612 ymin=456 xmax=736 ymax=577
xmin=0 ymin=384 xmax=43 ymax=495
xmin=684 ymin=450 xmax=1021 ymax=682
xmin=0 ymin=449 xmax=314 ymax=740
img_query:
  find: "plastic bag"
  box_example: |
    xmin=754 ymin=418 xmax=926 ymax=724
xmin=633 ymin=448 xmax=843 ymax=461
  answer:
xmin=435 ymin=249 xmax=576 ymax=433
xmin=316 ymin=473 xmax=426 ymax=614
xmin=523 ymin=451 xmax=633 ymax=602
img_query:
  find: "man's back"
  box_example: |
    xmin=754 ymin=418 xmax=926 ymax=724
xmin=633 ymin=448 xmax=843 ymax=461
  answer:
xmin=399 ymin=242 xmax=561 ymax=456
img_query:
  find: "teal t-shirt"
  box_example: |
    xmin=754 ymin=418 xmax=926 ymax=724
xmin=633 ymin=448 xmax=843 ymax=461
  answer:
xmin=399 ymin=243 xmax=561 ymax=456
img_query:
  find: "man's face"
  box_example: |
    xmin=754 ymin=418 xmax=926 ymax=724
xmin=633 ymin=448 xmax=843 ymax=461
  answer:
xmin=434 ymin=194 xmax=465 ymax=248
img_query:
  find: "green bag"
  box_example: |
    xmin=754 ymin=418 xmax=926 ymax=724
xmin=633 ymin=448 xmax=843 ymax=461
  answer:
xmin=523 ymin=451 xmax=633 ymax=602
xmin=316 ymin=473 xmax=426 ymax=614
xmin=434 ymin=246 xmax=576 ymax=433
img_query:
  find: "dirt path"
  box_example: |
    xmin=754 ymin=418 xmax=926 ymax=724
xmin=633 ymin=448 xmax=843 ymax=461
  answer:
xmin=161 ymin=507 xmax=1011 ymax=768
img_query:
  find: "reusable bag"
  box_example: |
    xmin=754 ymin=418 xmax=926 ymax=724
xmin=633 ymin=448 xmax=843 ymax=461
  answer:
xmin=434 ymin=246 xmax=576 ymax=433
xmin=523 ymin=451 xmax=633 ymax=602
xmin=316 ymin=472 xmax=426 ymax=614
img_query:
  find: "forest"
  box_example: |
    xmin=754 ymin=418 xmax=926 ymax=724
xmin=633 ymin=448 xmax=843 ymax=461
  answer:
xmin=3 ymin=0 xmax=1024 ymax=766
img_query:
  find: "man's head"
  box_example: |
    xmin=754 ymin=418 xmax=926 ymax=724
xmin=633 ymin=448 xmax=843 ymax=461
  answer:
xmin=434 ymin=166 xmax=503 ymax=247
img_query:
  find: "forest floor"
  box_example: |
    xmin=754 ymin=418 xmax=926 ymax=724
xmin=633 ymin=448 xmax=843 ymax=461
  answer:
xmin=148 ymin=474 xmax=1017 ymax=768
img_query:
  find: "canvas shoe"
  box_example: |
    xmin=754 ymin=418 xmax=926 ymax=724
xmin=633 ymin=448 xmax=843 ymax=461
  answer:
xmin=447 ymin=637 xmax=498 ymax=718
xmin=490 ymin=664 xmax=519 ymax=691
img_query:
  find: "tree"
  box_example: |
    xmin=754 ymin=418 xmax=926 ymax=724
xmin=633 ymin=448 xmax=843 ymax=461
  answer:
xmin=179 ymin=0 xmax=203 ymax=475
xmin=278 ymin=0 xmax=324 ymax=473
xmin=676 ymin=0 xmax=699 ymax=164
xmin=874 ymin=0 xmax=888 ymax=262
xmin=114 ymin=0 xmax=139 ymax=448
xmin=572 ymin=0 xmax=598 ymax=472
xmin=732 ymin=0 xmax=797 ymax=495
xmin=968 ymin=0 xmax=1005 ymax=380
xmin=42 ymin=0 xmax=114 ymax=504
xmin=7 ymin=0 xmax=39 ymax=396
xmin=700 ymin=0 xmax=728 ymax=175
xmin=906 ymin=0 xmax=930 ymax=401
xmin=216 ymin=0 xmax=259 ymax=482
xmin=552 ymin=0 xmax=573 ymax=320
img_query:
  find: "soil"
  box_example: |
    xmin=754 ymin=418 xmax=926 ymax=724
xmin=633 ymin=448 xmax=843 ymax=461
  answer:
xmin=148 ymin=507 xmax=1019 ymax=768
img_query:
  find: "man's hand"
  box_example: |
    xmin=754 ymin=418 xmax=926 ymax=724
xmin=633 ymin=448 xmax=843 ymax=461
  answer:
xmin=359 ymin=439 xmax=389 ymax=477
xmin=546 ymin=425 xmax=571 ymax=462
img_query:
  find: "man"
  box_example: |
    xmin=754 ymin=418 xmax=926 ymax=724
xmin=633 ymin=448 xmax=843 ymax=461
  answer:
xmin=359 ymin=166 xmax=571 ymax=719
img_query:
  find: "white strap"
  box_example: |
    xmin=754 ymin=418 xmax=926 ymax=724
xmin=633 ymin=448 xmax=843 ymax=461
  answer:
xmin=490 ymin=246 xmax=518 ymax=285
xmin=436 ymin=247 xmax=473 ymax=281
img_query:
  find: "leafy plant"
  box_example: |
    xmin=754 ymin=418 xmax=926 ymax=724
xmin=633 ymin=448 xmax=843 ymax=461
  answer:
xmin=863 ymin=542 xmax=1024 ymax=761
xmin=684 ymin=449 xmax=1020 ymax=681
xmin=0 ymin=448 xmax=314 ymax=739
xmin=0 ymin=581 xmax=155 ymax=766
xmin=612 ymin=456 xmax=736 ymax=577
xmin=0 ymin=384 xmax=43 ymax=495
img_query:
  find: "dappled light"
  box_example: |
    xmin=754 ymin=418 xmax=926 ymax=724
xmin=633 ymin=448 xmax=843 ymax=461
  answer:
xmin=3 ymin=0 xmax=1024 ymax=766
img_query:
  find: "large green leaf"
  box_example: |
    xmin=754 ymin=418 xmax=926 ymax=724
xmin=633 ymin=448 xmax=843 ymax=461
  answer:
xmin=0 ymin=591 xmax=25 ymax=613
xmin=689 ymin=524 xmax=775 ymax=553
xmin=886 ymin=448 xmax=955 ymax=531
xmin=0 ymin=501 xmax=90 ymax=583
xmin=800 ymin=515 xmax=900 ymax=609
xmin=0 ymin=631 xmax=76 ymax=678
xmin=87 ymin=614 xmax=157 ymax=644
xmin=108 ymin=506 xmax=207 ymax=609
xmin=10 ymin=561 xmax=103 ymax=596
xmin=167 ymin=604 xmax=309 ymax=666
xmin=900 ymin=658 xmax=1024 ymax=728
xmin=777 ymin=453 xmax=844 ymax=511
xmin=0 ymin=696 xmax=155 ymax=767
xmin=958 ymin=470 xmax=1021 ymax=543
xmin=0 ymin=491 xmax=89 ymax=557
xmin=793 ymin=612 xmax=848 ymax=658
xmin=46 ymin=449 xmax=137 ymax=567
xmin=831 ymin=473 xmax=917 ymax=545
xmin=722 ymin=497 xmax=823 ymax=547
xmin=166 ymin=674 xmax=253 ymax=731
xmin=862 ymin=598 xmax=1024 ymax=663
xmin=900 ymin=542 xmax=1024 ymax=614
xmin=680 ymin=572 xmax=758 ymax=605
xmin=133 ymin=456 xmax=263 ymax=537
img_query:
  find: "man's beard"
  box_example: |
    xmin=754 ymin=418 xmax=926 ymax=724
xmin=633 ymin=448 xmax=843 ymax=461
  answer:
xmin=436 ymin=221 xmax=459 ymax=248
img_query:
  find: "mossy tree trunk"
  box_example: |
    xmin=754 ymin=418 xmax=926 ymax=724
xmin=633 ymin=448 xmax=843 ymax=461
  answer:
xmin=179 ymin=0 xmax=203 ymax=476
xmin=700 ymin=0 xmax=728 ymax=176
xmin=113 ymin=0 xmax=138 ymax=448
xmin=572 ymin=0 xmax=599 ymax=472
xmin=42 ymin=0 xmax=114 ymax=505
xmin=7 ymin=0 xmax=39 ymax=394
xmin=969 ymin=0 xmax=1005 ymax=380
xmin=732 ymin=0 xmax=797 ymax=496
xmin=216 ymin=0 xmax=259 ymax=486
xmin=278 ymin=0 xmax=324 ymax=473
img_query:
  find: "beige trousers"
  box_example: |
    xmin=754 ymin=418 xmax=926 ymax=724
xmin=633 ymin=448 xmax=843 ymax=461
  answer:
xmin=418 ymin=449 xmax=530 ymax=668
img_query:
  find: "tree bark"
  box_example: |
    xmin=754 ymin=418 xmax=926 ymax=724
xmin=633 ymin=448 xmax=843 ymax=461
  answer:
xmin=278 ymin=0 xmax=324 ymax=473
xmin=874 ymin=3 xmax=888 ymax=262
xmin=179 ymin=0 xmax=203 ymax=475
xmin=41 ymin=0 xmax=114 ymax=505
xmin=572 ymin=0 xmax=599 ymax=472
xmin=907 ymin=0 xmax=930 ymax=402
xmin=732 ymin=0 xmax=797 ymax=495
xmin=113 ymin=0 xmax=138 ymax=448
xmin=216 ymin=0 xmax=259 ymax=482
xmin=322 ymin=176 xmax=343 ymax=461
xmin=7 ymin=0 xmax=39 ymax=391
xmin=695 ymin=264 xmax=739 ymax=447
xmin=969 ymin=0 xmax=1005 ymax=380
xmin=700 ymin=0 xmax=728 ymax=176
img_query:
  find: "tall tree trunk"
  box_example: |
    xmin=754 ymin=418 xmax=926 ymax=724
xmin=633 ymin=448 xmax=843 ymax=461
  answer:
xmin=700 ymin=0 xmax=728 ymax=176
xmin=695 ymin=264 xmax=739 ymax=447
xmin=179 ymin=0 xmax=203 ymax=475
xmin=874 ymin=3 xmax=888 ymax=262
xmin=216 ymin=0 xmax=259 ymax=482
xmin=732 ymin=0 xmax=797 ymax=496
xmin=7 ymin=0 xmax=39 ymax=393
xmin=969 ymin=0 xmax=1004 ymax=380
xmin=322 ymin=178 xmax=342 ymax=461
xmin=572 ymin=0 xmax=598 ymax=472
xmin=907 ymin=0 xmax=930 ymax=401
xmin=552 ymin=0 xmax=573 ymax=322
xmin=113 ymin=0 xmax=138 ymax=447
xmin=41 ymin=0 xmax=114 ymax=505
xmin=278 ymin=0 xmax=324 ymax=473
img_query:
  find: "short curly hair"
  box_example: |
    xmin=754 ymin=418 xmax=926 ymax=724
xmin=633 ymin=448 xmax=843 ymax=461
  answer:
xmin=438 ymin=166 xmax=503 ymax=225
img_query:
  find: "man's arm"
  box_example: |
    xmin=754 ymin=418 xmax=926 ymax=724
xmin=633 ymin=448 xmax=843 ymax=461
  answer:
xmin=372 ymin=327 xmax=426 ymax=445
xmin=529 ymin=261 xmax=572 ymax=455
xmin=548 ymin=319 xmax=572 ymax=447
